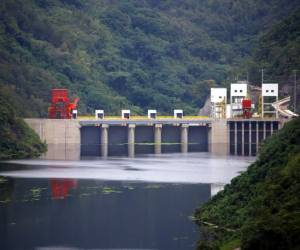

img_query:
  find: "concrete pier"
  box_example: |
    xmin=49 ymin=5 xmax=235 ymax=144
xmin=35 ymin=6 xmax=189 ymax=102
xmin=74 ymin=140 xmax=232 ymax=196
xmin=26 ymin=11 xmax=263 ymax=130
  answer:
xmin=101 ymin=124 xmax=109 ymax=157
xmin=208 ymin=125 xmax=212 ymax=153
xmin=228 ymin=119 xmax=279 ymax=156
xmin=234 ymin=122 xmax=238 ymax=155
xmin=249 ymin=122 xmax=252 ymax=156
xmin=128 ymin=124 xmax=135 ymax=157
xmin=210 ymin=120 xmax=228 ymax=155
xmin=271 ymin=122 xmax=274 ymax=135
xmin=181 ymin=124 xmax=189 ymax=153
xmin=256 ymin=121 xmax=259 ymax=154
xmin=242 ymin=122 xmax=245 ymax=156
xmin=154 ymin=124 xmax=162 ymax=154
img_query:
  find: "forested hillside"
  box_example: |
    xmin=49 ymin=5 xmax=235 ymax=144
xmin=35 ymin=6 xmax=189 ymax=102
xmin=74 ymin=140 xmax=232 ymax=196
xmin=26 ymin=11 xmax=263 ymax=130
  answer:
xmin=195 ymin=118 xmax=300 ymax=250
xmin=0 ymin=90 xmax=46 ymax=159
xmin=0 ymin=0 xmax=299 ymax=116
xmin=242 ymin=8 xmax=300 ymax=87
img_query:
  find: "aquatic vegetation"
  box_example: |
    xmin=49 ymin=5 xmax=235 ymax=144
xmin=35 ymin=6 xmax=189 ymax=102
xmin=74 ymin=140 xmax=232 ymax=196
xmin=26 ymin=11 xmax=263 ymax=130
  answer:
xmin=124 ymin=185 xmax=135 ymax=190
xmin=0 ymin=198 xmax=11 ymax=204
xmin=101 ymin=186 xmax=122 ymax=195
xmin=79 ymin=193 xmax=92 ymax=197
xmin=188 ymin=215 xmax=197 ymax=221
xmin=30 ymin=188 xmax=42 ymax=200
xmin=0 ymin=176 xmax=7 ymax=184
xmin=144 ymin=184 xmax=161 ymax=189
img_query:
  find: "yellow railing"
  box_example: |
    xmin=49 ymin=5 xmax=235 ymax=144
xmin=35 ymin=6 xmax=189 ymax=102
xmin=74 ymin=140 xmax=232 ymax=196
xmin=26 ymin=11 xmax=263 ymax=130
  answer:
xmin=78 ymin=115 xmax=209 ymax=120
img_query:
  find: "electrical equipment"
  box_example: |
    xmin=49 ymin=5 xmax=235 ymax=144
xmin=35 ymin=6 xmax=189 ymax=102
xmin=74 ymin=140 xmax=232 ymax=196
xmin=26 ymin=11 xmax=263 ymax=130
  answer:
xmin=72 ymin=110 xmax=78 ymax=119
xmin=242 ymin=99 xmax=252 ymax=119
xmin=148 ymin=110 xmax=157 ymax=119
xmin=174 ymin=109 xmax=183 ymax=118
xmin=95 ymin=110 xmax=104 ymax=119
xmin=122 ymin=110 xmax=130 ymax=119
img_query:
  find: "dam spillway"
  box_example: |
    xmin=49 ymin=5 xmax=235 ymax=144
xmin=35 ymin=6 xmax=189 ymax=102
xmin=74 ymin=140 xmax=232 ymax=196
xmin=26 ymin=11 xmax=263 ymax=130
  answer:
xmin=25 ymin=118 xmax=280 ymax=160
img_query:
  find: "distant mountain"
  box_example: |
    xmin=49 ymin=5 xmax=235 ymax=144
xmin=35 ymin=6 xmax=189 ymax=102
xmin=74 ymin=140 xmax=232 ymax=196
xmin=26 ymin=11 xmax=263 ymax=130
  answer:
xmin=0 ymin=0 xmax=299 ymax=116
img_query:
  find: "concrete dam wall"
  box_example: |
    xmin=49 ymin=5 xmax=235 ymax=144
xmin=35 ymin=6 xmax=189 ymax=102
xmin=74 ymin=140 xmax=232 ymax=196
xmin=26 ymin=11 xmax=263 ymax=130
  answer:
xmin=25 ymin=118 xmax=280 ymax=160
xmin=80 ymin=124 xmax=209 ymax=157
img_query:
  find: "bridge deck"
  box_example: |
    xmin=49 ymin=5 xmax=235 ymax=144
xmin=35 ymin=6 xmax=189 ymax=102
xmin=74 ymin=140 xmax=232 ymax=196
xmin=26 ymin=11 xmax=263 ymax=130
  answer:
xmin=79 ymin=117 xmax=212 ymax=126
xmin=78 ymin=116 xmax=280 ymax=126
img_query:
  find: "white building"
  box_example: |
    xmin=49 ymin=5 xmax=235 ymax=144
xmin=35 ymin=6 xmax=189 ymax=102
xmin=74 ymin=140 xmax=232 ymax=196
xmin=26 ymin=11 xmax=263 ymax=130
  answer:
xmin=210 ymin=88 xmax=227 ymax=119
xmin=230 ymin=81 xmax=248 ymax=117
xmin=262 ymin=83 xmax=278 ymax=118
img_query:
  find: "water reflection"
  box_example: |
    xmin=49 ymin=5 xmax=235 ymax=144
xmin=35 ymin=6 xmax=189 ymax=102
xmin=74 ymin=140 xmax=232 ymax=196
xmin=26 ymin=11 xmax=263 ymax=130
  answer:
xmin=0 ymin=178 xmax=210 ymax=250
xmin=0 ymin=154 xmax=253 ymax=250
xmin=2 ymin=153 xmax=253 ymax=184
xmin=50 ymin=179 xmax=77 ymax=199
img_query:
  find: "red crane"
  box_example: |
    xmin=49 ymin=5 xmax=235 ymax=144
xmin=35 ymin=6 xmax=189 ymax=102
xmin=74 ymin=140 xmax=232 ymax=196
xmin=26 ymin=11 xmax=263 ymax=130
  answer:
xmin=48 ymin=89 xmax=79 ymax=119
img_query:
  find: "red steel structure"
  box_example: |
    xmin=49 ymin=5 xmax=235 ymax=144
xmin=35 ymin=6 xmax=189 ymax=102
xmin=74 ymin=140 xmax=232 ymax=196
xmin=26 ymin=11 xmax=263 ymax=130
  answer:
xmin=48 ymin=89 xmax=79 ymax=119
xmin=242 ymin=99 xmax=252 ymax=119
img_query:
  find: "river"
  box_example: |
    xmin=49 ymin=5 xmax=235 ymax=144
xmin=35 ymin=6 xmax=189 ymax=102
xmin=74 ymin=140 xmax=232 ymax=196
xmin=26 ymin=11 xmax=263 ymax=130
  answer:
xmin=0 ymin=153 xmax=254 ymax=250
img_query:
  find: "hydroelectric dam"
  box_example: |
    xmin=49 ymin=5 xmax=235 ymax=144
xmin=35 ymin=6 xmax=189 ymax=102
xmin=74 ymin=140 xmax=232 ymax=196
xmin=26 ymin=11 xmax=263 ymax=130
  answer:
xmin=25 ymin=117 xmax=280 ymax=160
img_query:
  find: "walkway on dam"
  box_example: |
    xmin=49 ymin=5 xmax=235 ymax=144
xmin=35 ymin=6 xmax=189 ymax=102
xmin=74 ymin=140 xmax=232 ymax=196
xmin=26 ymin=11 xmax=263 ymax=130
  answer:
xmin=78 ymin=116 xmax=211 ymax=126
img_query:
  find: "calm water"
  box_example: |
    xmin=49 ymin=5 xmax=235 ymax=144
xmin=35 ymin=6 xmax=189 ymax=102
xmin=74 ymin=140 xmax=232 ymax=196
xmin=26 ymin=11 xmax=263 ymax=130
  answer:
xmin=0 ymin=153 xmax=254 ymax=250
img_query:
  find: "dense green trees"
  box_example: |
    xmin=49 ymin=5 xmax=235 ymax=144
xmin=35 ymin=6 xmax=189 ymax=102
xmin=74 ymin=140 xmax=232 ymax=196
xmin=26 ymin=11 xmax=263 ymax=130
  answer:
xmin=242 ymin=8 xmax=300 ymax=85
xmin=195 ymin=118 xmax=300 ymax=250
xmin=0 ymin=89 xmax=46 ymax=159
xmin=0 ymin=0 xmax=298 ymax=116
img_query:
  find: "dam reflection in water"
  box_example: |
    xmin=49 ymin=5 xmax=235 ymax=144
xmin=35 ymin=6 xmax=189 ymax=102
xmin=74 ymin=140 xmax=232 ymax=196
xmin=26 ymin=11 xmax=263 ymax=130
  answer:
xmin=0 ymin=178 xmax=210 ymax=250
xmin=0 ymin=154 xmax=253 ymax=250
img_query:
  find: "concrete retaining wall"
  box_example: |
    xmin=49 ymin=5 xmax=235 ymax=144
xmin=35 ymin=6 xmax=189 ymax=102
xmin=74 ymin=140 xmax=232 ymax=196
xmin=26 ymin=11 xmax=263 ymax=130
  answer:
xmin=25 ymin=119 xmax=81 ymax=160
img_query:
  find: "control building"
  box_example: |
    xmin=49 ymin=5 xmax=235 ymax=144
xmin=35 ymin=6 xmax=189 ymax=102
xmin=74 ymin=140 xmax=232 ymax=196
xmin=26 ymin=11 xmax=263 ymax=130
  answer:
xmin=262 ymin=83 xmax=278 ymax=118
xmin=230 ymin=81 xmax=248 ymax=118
xmin=210 ymin=88 xmax=227 ymax=119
